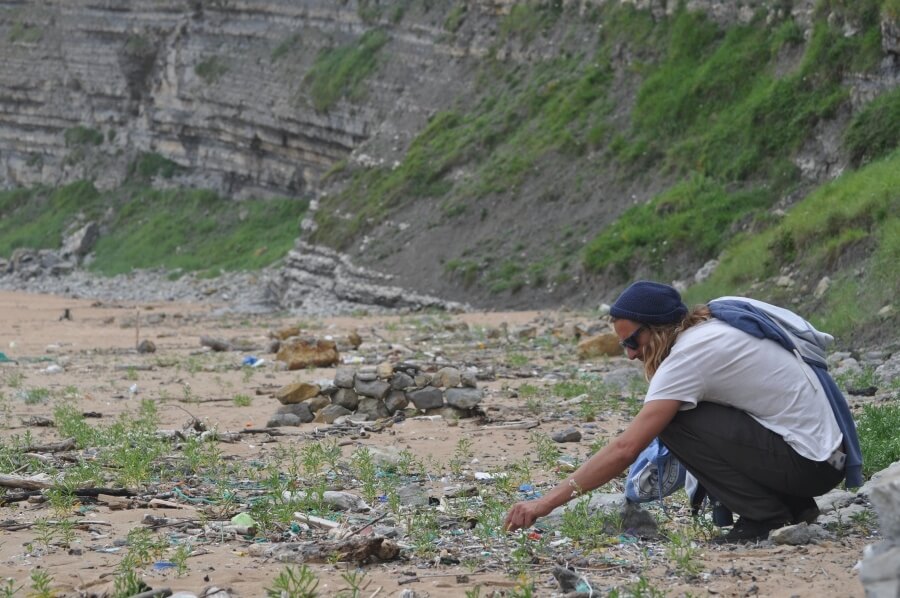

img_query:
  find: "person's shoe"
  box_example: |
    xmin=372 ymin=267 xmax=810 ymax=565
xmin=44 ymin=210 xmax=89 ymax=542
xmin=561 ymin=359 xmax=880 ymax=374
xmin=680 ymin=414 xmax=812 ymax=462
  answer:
xmin=792 ymin=505 xmax=820 ymax=524
xmin=710 ymin=516 xmax=790 ymax=544
xmin=786 ymin=496 xmax=821 ymax=524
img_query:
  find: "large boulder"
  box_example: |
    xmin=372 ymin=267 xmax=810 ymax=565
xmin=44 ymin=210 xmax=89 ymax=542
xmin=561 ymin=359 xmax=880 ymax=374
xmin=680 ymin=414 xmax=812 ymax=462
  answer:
xmin=276 ymin=338 xmax=339 ymax=370
xmin=61 ymin=221 xmax=99 ymax=260
xmin=577 ymin=333 xmax=622 ymax=359
xmin=860 ymin=461 xmax=900 ymax=598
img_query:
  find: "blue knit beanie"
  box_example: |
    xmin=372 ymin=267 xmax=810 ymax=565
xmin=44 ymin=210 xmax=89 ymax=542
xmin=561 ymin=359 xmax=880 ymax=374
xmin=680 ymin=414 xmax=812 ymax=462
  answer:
xmin=609 ymin=281 xmax=688 ymax=325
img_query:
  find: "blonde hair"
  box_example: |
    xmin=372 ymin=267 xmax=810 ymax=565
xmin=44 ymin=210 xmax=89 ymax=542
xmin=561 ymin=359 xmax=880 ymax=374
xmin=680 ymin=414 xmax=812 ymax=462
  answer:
xmin=616 ymin=305 xmax=712 ymax=380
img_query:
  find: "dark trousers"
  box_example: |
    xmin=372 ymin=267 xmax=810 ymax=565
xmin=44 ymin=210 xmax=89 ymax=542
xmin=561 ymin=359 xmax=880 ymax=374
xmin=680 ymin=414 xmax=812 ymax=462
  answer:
xmin=659 ymin=402 xmax=844 ymax=522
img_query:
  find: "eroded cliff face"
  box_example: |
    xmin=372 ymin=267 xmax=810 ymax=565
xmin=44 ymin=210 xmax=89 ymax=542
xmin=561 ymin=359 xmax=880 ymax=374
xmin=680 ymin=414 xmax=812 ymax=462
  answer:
xmin=0 ymin=0 xmax=485 ymax=196
xmin=0 ymin=0 xmax=830 ymax=197
xmin=1 ymin=0 xmax=897 ymax=311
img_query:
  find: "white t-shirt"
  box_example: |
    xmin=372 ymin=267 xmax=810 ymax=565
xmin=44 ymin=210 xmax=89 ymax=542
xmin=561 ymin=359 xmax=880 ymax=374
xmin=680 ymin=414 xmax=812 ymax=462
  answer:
xmin=646 ymin=319 xmax=843 ymax=462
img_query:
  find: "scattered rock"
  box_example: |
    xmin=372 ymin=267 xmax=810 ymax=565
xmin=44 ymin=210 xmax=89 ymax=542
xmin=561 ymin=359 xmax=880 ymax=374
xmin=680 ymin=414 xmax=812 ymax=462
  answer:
xmin=274 ymin=403 xmax=314 ymax=424
xmin=444 ymin=387 xmax=482 ymax=410
xmin=814 ymin=276 xmax=831 ymax=299
xmin=552 ymin=428 xmax=582 ymax=443
xmin=61 ymin=222 xmax=100 ymax=260
xmin=398 ymin=483 xmax=429 ymax=507
xmin=769 ymin=522 xmax=828 ymax=545
xmin=860 ymin=460 xmax=900 ymax=597
xmin=267 ymin=413 xmax=302 ymax=427
xmin=200 ymin=336 xmax=231 ymax=352
xmin=390 ymin=371 xmax=414 ymax=390
xmin=577 ymin=333 xmax=621 ymax=359
xmin=375 ymin=362 xmax=393 ymax=379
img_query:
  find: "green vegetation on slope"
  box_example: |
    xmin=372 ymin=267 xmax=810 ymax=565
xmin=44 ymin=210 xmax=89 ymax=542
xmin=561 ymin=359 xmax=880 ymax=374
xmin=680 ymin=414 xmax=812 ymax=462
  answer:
xmin=64 ymin=126 xmax=104 ymax=147
xmin=0 ymin=179 xmax=308 ymax=278
xmin=587 ymin=1 xmax=890 ymax=278
xmin=844 ymin=86 xmax=900 ymax=167
xmin=583 ymin=176 xmax=772 ymax=276
xmin=0 ymin=181 xmax=101 ymax=255
xmin=305 ymin=30 xmax=389 ymax=112
xmin=857 ymin=401 xmax=900 ymax=479
xmin=685 ymin=149 xmax=900 ymax=340
xmin=615 ymin=2 xmax=885 ymax=180
xmin=317 ymin=1 xmax=897 ymax=299
xmin=195 ymin=56 xmax=229 ymax=84
xmin=313 ymin=53 xmax=614 ymax=243
xmin=90 ymin=188 xmax=307 ymax=276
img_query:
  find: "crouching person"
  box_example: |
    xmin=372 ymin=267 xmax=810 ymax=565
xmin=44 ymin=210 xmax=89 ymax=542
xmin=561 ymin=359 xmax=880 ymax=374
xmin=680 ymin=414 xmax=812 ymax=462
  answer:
xmin=504 ymin=281 xmax=861 ymax=543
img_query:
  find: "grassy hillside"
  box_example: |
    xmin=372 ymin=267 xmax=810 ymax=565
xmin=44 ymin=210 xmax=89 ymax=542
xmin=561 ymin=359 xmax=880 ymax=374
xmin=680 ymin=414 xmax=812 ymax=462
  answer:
xmin=0 ymin=155 xmax=308 ymax=278
xmin=686 ymin=148 xmax=900 ymax=342
xmin=312 ymin=0 xmax=899 ymax=343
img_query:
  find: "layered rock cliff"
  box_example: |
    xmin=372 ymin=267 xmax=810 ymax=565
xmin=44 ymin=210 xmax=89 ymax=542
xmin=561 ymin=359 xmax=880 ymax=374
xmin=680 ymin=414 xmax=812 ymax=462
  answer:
xmin=1 ymin=0 xmax=897 ymax=311
xmin=0 ymin=0 xmax=853 ymax=196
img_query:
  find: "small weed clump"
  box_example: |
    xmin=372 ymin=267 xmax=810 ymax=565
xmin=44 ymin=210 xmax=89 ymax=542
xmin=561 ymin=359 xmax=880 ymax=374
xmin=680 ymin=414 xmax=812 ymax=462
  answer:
xmin=195 ymin=56 xmax=229 ymax=84
xmin=844 ymin=86 xmax=900 ymax=167
xmin=64 ymin=126 xmax=104 ymax=147
xmin=128 ymin=152 xmax=183 ymax=181
xmin=271 ymin=33 xmax=302 ymax=62
xmin=0 ymin=181 xmax=311 ymax=277
xmin=265 ymin=565 xmax=319 ymax=597
xmin=856 ymin=401 xmax=900 ymax=478
xmin=8 ymin=21 xmax=43 ymax=43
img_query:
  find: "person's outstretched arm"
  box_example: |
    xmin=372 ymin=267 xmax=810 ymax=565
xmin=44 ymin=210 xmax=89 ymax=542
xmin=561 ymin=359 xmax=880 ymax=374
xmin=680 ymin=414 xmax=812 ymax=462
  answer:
xmin=504 ymin=399 xmax=682 ymax=532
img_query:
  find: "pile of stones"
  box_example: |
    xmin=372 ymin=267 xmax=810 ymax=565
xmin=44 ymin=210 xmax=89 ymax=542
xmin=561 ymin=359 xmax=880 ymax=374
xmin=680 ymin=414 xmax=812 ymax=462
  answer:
xmin=268 ymin=363 xmax=484 ymax=427
xmin=269 ymin=240 xmax=466 ymax=314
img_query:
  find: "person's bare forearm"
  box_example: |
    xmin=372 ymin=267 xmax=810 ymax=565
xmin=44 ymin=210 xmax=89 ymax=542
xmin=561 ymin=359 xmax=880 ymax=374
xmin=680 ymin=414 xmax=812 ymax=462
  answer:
xmin=534 ymin=439 xmax=635 ymax=512
xmin=504 ymin=401 xmax=681 ymax=532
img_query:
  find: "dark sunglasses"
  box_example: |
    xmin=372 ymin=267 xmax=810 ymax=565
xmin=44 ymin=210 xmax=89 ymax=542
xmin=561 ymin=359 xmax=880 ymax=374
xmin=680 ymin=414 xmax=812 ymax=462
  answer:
xmin=619 ymin=325 xmax=646 ymax=351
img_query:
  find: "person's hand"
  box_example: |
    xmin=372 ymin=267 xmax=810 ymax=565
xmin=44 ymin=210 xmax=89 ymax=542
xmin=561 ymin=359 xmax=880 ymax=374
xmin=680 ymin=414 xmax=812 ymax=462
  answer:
xmin=504 ymin=499 xmax=552 ymax=533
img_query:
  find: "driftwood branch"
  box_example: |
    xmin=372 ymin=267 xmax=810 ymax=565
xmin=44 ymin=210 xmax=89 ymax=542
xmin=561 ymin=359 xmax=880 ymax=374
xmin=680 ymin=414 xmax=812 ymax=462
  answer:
xmin=25 ymin=437 xmax=76 ymax=453
xmin=252 ymin=536 xmax=400 ymax=564
xmin=482 ymin=419 xmax=540 ymax=431
xmin=0 ymin=474 xmax=53 ymax=490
